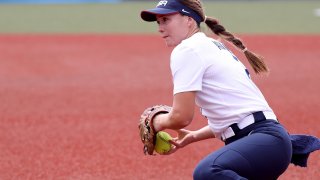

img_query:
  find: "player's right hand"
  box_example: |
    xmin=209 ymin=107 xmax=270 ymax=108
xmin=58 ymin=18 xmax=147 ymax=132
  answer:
xmin=162 ymin=129 xmax=196 ymax=155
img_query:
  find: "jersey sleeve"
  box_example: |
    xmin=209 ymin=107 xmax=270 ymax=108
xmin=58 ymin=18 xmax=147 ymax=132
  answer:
xmin=170 ymin=45 xmax=205 ymax=94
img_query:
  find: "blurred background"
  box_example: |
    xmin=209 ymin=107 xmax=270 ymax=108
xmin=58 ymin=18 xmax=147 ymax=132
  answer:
xmin=0 ymin=0 xmax=319 ymax=180
xmin=0 ymin=0 xmax=319 ymax=34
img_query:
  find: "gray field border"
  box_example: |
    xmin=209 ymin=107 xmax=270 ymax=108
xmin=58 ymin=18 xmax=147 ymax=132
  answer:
xmin=0 ymin=1 xmax=319 ymax=34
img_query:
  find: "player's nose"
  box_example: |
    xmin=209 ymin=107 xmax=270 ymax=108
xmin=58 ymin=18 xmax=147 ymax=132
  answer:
xmin=158 ymin=24 xmax=165 ymax=34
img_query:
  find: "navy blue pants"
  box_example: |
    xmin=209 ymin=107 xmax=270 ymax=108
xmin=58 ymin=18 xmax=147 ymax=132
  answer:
xmin=193 ymin=120 xmax=292 ymax=180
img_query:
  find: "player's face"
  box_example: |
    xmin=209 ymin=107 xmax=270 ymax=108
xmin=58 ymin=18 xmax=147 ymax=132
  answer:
xmin=156 ymin=13 xmax=192 ymax=47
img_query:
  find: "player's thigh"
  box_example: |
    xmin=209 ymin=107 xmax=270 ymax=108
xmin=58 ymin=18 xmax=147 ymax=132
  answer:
xmin=195 ymin=132 xmax=292 ymax=179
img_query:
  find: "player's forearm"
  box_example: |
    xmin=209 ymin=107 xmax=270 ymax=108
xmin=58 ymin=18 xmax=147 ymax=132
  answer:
xmin=154 ymin=92 xmax=196 ymax=131
xmin=192 ymin=125 xmax=215 ymax=141
xmin=153 ymin=111 xmax=192 ymax=131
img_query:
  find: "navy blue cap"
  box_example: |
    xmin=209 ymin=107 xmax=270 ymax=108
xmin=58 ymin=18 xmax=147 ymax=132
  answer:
xmin=141 ymin=0 xmax=203 ymax=24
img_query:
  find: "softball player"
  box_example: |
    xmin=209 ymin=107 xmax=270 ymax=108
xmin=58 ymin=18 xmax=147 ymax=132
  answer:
xmin=140 ymin=0 xmax=320 ymax=179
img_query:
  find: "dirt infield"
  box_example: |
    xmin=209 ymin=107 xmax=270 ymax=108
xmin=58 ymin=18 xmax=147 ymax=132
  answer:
xmin=0 ymin=34 xmax=319 ymax=179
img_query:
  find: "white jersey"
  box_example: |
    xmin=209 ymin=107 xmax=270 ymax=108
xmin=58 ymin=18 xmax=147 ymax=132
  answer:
xmin=170 ymin=32 xmax=274 ymax=136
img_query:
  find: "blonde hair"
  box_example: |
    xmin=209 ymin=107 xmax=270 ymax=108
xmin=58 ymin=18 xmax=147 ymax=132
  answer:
xmin=178 ymin=0 xmax=269 ymax=74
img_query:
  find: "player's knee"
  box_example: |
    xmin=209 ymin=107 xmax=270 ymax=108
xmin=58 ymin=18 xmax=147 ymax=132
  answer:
xmin=192 ymin=164 xmax=208 ymax=180
xmin=193 ymin=163 xmax=222 ymax=180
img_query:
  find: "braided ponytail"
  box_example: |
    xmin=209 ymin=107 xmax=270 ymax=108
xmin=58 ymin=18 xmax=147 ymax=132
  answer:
xmin=204 ymin=17 xmax=269 ymax=74
xmin=178 ymin=0 xmax=269 ymax=74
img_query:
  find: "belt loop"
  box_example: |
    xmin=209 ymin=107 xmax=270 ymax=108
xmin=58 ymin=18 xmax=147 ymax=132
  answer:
xmin=252 ymin=111 xmax=266 ymax=122
xmin=230 ymin=123 xmax=241 ymax=134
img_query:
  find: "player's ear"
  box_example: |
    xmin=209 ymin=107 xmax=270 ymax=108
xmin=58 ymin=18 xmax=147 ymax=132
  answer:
xmin=187 ymin=16 xmax=196 ymax=27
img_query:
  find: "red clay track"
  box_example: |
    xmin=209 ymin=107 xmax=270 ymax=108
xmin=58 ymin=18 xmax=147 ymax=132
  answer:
xmin=0 ymin=34 xmax=319 ymax=179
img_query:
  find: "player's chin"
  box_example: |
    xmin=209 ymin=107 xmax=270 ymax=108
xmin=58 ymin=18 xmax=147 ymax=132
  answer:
xmin=164 ymin=39 xmax=179 ymax=47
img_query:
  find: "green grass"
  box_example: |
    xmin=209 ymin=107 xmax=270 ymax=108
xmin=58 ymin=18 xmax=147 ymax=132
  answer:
xmin=0 ymin=1 xmax=319 ymax=34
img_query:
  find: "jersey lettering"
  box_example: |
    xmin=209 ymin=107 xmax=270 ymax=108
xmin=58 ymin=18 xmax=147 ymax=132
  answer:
xmin=212 ymin=41 xmax=250 ymax=78
xmin=212 ymin=41 xmax=239 ymax=61
xmin=212 ymin=41 xmax=227 ymax=50
xmin=245 ymin=69 xmax=251 ymax=79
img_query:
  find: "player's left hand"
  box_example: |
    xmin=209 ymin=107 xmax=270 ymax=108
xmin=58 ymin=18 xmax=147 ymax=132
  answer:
xmin=138 ymin=105 xmax=172 ymax=155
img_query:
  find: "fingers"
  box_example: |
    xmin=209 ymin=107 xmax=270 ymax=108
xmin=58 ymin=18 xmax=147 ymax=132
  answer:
xmin=161 ymin=144 xmax=178 ymax=155
xmin=159 ymin=140 xmax=180 ymax=155
xmin=169 ymin=139 xmax=179 ymax=147
xmin=159 ymin=129 xmax=193 ymax=156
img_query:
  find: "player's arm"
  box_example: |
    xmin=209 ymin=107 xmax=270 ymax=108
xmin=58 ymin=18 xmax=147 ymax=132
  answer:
xmin=153 ymin=91 xmax=195 ymax=131
xmin=173 ymin=126 xmax=215 ymax=148
xmin=163 ymin=126 xmax=215 ymax=155
xmin=192 ymin=125 xmax=215 ymax=141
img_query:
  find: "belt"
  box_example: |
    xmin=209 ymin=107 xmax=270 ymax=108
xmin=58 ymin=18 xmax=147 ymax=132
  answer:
xmin=221 ymin=111 xmax=278 ymax=141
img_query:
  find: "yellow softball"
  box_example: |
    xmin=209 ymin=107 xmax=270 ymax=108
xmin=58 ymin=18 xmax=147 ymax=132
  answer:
xmin=154 ymin=131 xmax=172 ymax=154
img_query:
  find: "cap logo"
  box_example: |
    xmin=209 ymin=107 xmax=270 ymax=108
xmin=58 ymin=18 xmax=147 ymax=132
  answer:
xmin=181 ymin=9 xmax=190 ymax=14
xmin=157 ymin=0 xmax=168 ymax=7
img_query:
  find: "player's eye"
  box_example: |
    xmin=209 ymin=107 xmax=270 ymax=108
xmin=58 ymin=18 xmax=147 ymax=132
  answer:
xmin=156 ymin=16 xmax=169 ymax=25
xmin=162 ymin=17 xmax=168 ymax=23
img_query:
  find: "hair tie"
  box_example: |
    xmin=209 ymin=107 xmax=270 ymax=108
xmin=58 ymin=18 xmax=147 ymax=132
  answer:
xmin=204 ymin=16 xmax=208 ymax=22
xmin=242 ymin=47 xmax=248 ymax=53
